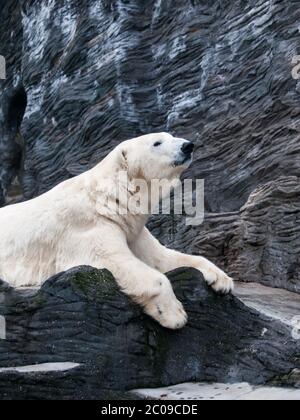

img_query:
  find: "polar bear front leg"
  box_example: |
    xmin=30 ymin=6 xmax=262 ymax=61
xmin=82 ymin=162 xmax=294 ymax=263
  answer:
xmin=130 ymin=228 xmax=234 ymax=295
xmin=95 ymin=228 xmax=187 ymax=329
xmin=104 ymin=253 xmax=187 ymax=329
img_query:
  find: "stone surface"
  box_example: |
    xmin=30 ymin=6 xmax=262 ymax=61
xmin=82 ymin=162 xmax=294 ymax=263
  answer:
xmin=133 ymin=382 xmax=300 ymax=401
xmin=1 ymin=0 xmax=300 ymax=291
xmin=235 ymin=281 xmax=300 ymax=329
xmin=0 ymin=266 xmax=300 ymax=400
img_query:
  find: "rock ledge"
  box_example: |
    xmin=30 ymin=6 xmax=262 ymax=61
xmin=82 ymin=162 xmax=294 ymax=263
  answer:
xmin=0 ymin=266 xmax=299 ymax=399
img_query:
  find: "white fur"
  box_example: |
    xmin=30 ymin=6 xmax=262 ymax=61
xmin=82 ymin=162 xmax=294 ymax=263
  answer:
xmin=0 ymin=133 xmax=233 ymax=329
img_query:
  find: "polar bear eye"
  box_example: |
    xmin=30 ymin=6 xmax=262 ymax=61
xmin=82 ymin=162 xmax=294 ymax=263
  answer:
xmin=154 ymin=141 xmax=162 ymax=147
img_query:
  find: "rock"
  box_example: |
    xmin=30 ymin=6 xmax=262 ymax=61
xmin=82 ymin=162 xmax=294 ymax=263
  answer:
xmin=234 ymin=281 xmax=300 ymax=328
xmin=233 ymin=177 xmax=300 ymax=292
xmin=134 ymin=281 xmax=300 ymax=400
xmin=0 ymin=365 xmax=142 ymax=401
xmin=150 ymin=176 xmax=300 ymax=293
xmin=1 ymin=0 xmax=300 ymax=290
xmin=0 ymin=0 xmax=24 ymax=206
xmin=0 ymin=266 xmax=299 ymax=400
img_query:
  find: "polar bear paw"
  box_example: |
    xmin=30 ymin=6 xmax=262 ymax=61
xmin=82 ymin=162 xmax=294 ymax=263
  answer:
xmin=201 ymin=267 xmax=234 ymax=295
xmin=144 ymin=295 xmax=188 ymax=330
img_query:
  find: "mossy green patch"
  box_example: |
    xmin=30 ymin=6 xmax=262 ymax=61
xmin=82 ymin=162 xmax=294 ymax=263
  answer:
xmin=71 ymin=269 xmax=119 ymax=300
xmin=32 ymin=294 xmax=47 ymax=306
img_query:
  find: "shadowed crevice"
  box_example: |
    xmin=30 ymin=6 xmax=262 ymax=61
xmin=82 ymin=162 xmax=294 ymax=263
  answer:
xmin=0 ymin=85 xmax=27 ymax=205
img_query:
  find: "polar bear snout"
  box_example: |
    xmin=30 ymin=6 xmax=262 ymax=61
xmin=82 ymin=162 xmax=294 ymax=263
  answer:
xmin=173 ymin=140 xmax=194 ymax=167
xmin=181 ymin=141 xmax=194 ymax=156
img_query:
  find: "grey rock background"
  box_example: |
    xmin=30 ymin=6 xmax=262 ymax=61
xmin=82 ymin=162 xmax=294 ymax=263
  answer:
xmin=0 ymin=0 xmax=300 ymax=291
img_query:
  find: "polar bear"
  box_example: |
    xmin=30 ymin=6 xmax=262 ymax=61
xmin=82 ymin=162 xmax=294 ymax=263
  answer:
xmin=0 ymin=133 xmax=233 ymax=329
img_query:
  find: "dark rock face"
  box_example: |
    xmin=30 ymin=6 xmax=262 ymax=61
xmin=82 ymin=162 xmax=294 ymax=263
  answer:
xmin=0 ymin=2 xmax=300 ymax=284
xmin=0 ymin=0 xmax=25 ymax=205
xmin=150 ymin=176 xmax=300 ymax=293
xmin=0 ymin=267 xmax=299 ymax=400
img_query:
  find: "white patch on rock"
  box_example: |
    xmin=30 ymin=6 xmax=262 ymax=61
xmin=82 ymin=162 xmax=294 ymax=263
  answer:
xmin=152 ymin=0 xmax=163 ymax=25
xmin=22 ymin=0 xmax=77 ymax=64
xmin=133 ymin=382 xmax=300 ymax=401
xmin=22 ymin=0 xmax=56 ymax=62
xmin=291 ymin=316 xmax=300 ymax=340
xmin=88 ymin=0 xmax=104 ymax=19
xmin=108 ymin=99 xmax=115 ymax=108
xmin=0 ymin=362 xmax=80 ymax=374
xmin=117 ymin=82 xmax=138 ymax=122
xmin=57 ymin=2 xmax=77 ymax=41
xmin=152 ymin=44 xmax=167 ymax=61
xmin=234 ymin=282 xmax=300 ymax=340
xmin=169 ymin=36 xmax=186 ymax=60
xmin=51 ymin=74 xmax=69 ymax=92
xmin=24 ymin=84 xmax=44 ymax=118
xmin=92 ymin=51 xmax=117 ymax=71
xmin=200 ymin=48 xmax=216 ymax=91
xmin=167 ymin=89 xmax=203 ymax=128
xmin=12 ymin=74 xmax=21 ymax=89
xmin=87 ymin=0 xmax=140 ymax=78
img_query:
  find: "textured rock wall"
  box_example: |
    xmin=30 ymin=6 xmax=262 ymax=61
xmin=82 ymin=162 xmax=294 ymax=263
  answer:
xmin=0 ymin=0 xmax=300 ymax=290
xmin=0 ymin=0 xmax=25 ymax=205
xmin=150 ymin=176 xmax=300 ymax=293
xmin=0 ymin=267 xmax=299 ymax=399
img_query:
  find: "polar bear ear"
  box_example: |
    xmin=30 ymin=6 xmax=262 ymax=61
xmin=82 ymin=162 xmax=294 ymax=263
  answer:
xmin=121 ymin=149 xmax=127 ymax=160
xmin=119 ymin=148 xmax=129 ymax=172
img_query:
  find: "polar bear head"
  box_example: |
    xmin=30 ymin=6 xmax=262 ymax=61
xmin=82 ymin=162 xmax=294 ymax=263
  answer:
xmin=117 ymin=132 xmax=194 ymax=182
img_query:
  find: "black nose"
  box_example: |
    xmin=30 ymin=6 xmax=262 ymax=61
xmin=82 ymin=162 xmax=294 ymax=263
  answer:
xmin=181 ymin=142 xmax=194 ymax=155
